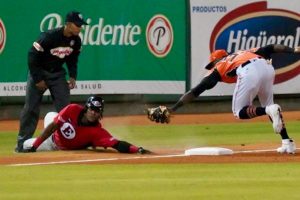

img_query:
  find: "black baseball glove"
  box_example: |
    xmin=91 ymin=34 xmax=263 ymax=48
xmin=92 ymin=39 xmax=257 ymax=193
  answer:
xmin=147 ymin=106 xmax=171 ymax=124
xmin=21 ymin=146 xmax=37 ymax=153
xmin=138 ymin=147 xmax=152 ymax=154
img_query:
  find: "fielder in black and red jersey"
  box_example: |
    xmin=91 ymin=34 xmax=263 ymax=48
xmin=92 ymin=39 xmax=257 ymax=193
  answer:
xmin=22 ymin=96 xmax=151 ymax=154
xmin=16 ymin=11 xmax=87 ymax=152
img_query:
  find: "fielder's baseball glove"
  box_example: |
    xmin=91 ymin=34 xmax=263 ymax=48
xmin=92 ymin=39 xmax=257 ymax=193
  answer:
xmin=147 ymin=106 xmax=171 ymax=124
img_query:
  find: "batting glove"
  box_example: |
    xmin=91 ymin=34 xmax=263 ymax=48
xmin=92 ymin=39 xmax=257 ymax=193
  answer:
xmin=22 ymin=146 xmax=37 ymax=153
xmin=138 ymin=147 xmax=152 ymax=154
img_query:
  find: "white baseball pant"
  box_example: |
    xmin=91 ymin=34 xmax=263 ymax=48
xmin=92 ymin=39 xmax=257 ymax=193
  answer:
xmin=232 ymin=58 xmax=275 ymax=118
xmin=23 ymin=112 xmax=59 ymax=151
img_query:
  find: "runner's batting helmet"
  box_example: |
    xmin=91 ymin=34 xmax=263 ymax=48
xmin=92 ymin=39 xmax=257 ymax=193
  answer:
xmin=85 ymin=96 xmax=104 ymax=114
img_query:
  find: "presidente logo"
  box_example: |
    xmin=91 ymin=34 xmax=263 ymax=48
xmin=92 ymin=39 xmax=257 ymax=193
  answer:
xmin=0 ymin=18 xmax=6 ymax=54
xmin=40 ymin=13 xmax=63 ymax=31
xmin=146 ymin=14 xmax=173 ymax=58
xmin=40 ymin=13 xmax=174 ymax=57
xmin=210 ymin=1 xmax=300 ymax=84
xmin=40 ymin=13 xmax=142 ymax=46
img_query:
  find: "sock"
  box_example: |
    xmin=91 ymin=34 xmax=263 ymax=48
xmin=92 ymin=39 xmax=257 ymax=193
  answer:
xmin=279 ymin=128 xmax=289 ymax=140
xmin=239 ymin=106 xmax=266 ymax=119
xmin=256 ymin=107 xmax=266 ymax=116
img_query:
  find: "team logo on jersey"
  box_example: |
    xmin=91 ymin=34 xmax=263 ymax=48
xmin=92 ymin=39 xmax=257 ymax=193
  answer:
xmin=60 ymin=122 xmax=76 ymax=139
xmin=210 ymin=1 xmax=300 ymax=84
xmin=50 ymin=47 xmax=73 ymax=58
xmin=146 ymin=14 xmax=173 ymax=58
xmin=0 ymin=18 xmax=6 ymax=54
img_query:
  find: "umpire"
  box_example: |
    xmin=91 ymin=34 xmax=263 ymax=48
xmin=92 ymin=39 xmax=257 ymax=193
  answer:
xmin=15 ymin=11 xmax=87 ymax=152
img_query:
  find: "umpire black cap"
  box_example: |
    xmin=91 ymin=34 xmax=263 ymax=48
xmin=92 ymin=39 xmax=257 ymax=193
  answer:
xmin=66 ymin=11 xmax=88 ymax=27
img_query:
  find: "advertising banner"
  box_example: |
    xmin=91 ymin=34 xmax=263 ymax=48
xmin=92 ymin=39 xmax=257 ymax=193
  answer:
xmin=190 ymin=0 xmax=300 ymax=95
xmin=0 ymin=0 xmax=187 ymax=96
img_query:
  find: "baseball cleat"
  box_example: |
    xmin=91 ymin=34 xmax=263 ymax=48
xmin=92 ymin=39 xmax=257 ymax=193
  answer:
xmin=277 ymin=139 xmax=296 ymax=154
xmin=265 ymin=104 xmax=283 ymax=134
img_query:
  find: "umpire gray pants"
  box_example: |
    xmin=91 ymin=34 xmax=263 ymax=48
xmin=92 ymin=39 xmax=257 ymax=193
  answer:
xmin=16 ymin=72 xmax=70 ymax=150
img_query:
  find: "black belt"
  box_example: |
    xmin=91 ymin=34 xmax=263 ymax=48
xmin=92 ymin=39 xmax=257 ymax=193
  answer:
xmin=226 ymin=59 xmax=257 ymax=77
xmin=226 ymin=57 xmax=263 ymax=77
xmin=240 ymin=57 xmax=262 ymax=68
xmin=241 ymin=60 xmax=251 ymax=68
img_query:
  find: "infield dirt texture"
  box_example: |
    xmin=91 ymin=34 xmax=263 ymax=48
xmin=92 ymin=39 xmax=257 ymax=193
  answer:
xmin=1 ymin=112 xmax=300 ymax=166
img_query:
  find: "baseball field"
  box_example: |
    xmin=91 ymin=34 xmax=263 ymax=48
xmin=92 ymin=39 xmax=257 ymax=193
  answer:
xmin=0 ymin=112 xmax=300 ymax=199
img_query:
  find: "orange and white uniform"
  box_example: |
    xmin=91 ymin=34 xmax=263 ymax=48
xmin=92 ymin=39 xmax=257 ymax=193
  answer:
xmin=214 ymin=49 xmax=261 ymax=83
xmin=180 ymin=45 xmax=296 ymax=119
xmin=212 ymin=48 xmax=275 ymax=118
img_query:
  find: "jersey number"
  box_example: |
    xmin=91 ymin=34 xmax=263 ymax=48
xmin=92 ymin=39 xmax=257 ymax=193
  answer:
xmin=60 ymin=122 xmax=76 ymax=139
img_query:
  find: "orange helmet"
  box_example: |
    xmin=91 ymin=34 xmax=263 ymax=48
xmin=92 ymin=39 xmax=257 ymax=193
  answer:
xmin=205 ymin=49 xmax=228 ymax=70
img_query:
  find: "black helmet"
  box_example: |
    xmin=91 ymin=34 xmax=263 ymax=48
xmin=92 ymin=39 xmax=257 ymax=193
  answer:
xmin=85 ymin=96 xmax=104 ymax=113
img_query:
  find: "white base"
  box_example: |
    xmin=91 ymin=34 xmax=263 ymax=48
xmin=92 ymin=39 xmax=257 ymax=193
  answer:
xmin=184 ymin=147 xmax=233 ymax=156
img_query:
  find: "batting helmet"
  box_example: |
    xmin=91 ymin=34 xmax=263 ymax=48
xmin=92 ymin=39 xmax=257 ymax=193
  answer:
xmin=85 ymin=96 xmax=104 ymax=114
xmin=205 ymin=49 xmax=228 ymax=70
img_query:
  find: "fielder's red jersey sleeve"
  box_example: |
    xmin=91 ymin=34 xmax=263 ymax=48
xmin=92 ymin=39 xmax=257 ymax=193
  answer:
xmin=53 ymin=104 xmax=118 ymax=150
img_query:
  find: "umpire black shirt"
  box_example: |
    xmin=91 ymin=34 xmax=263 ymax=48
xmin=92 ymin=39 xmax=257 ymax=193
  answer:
xmin=28 ymin=27 xmax=81 ymax=83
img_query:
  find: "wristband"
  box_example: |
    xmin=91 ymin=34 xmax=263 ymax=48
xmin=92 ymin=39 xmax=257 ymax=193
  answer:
xmin=129 ymin=145 xmax=139 ymax=153
xmin=32 ymin=137 xmax=44 ymax=149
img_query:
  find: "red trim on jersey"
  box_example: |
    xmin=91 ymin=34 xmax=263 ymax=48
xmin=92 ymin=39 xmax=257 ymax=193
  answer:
xmin=32 ymin=137 xmax=44 ymax=149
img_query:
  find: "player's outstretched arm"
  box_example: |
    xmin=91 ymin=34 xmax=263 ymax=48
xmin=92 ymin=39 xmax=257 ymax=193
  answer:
xmin=112 ymin=141 xmax=152 ymax=154
xmin=171 ymin=69 xmax=220 ymax=112
xmin=23 ymin=122 xmax=58 ymax=152
xmin=273 ymin=44 xmax=297 ymax=53
xmin=146 ymin=69 xmax=220 ymax=123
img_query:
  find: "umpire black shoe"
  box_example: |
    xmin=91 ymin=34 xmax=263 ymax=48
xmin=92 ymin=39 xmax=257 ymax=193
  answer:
xmin=14 ymin=146 xmax=23 ymax=153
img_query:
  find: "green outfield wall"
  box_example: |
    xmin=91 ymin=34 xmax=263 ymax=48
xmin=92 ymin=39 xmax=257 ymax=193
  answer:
xmin=0 ymin=0 xmax=187 ymax=96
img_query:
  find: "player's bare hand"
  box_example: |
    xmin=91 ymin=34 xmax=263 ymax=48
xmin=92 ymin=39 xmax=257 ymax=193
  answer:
xmin=295 ymin=46 xmax=300 ymax=53
xmin=35 ymin=80 xmax=48 ymax=91
xmin=68 ymin=78 xmax=76 ymax=89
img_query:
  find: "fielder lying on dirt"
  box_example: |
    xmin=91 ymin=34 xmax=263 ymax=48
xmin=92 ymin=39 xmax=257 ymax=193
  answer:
xmin=22 ymin=95 xmax=151 ymax=154
xmin=147 ymin=44 xmax=300 ymax=154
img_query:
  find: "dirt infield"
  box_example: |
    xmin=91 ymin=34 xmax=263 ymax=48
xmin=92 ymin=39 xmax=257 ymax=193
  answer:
xmin=1 ymin=111 xmax=300 ymax=166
